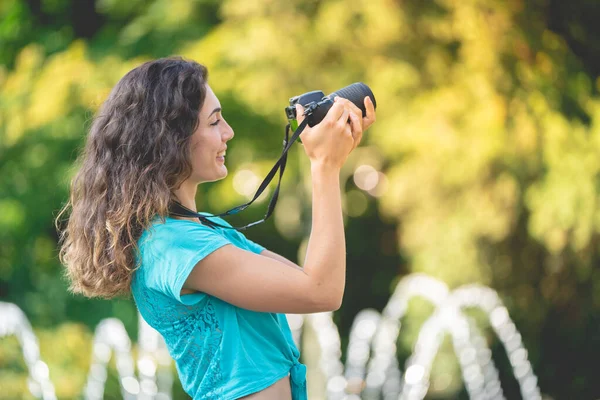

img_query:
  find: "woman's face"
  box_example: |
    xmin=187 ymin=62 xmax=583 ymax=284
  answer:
xmin=188 ymin=84 xmax=234 ymax=184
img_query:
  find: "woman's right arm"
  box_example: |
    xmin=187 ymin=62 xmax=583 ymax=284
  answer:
xmin=182 ymin=99 xmax=372 ymax=314
xmin=182 ymin=164 xmax=345 ymax=314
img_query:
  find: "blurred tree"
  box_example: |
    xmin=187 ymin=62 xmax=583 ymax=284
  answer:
xmin=1 ymin=0 xmax=600 ymax=398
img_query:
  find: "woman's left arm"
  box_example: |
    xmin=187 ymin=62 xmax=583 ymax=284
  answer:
xmin=260 ymin=249 xmax=303 ymax=271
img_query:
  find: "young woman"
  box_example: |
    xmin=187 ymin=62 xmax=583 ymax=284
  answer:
xmin=57 ymin=57 xmax=376 ymax=399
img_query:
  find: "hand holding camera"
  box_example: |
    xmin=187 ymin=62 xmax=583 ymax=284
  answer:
xmin=285 ymin=82 xmax=377 ymax=170
xmin=295 ymin=95 xmax=376 ymax=170
xmin=294 ymin=99 xmax=353 ymax=170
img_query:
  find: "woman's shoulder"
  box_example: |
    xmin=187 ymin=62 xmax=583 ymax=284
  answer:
xmin=147 ymin=213 xmax=222 ymax=231
xmin=196 ymin=212 xmax=233 ymax=228
xmin=138 ymin=214 xmax=224 ymax=249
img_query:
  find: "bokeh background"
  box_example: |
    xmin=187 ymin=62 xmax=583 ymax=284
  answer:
xmin=1 ymin=0 xmax=600 ymax=398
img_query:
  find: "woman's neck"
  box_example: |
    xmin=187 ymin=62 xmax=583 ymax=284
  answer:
xmin=172 ymin=181 xmax=199 ymax=213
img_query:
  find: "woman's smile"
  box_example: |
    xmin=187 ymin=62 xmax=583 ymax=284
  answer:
xmin=216 ymin=149 xmax=226 ymax=163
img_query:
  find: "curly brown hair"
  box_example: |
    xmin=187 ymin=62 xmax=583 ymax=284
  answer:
xmin=55 ymin=57 xmax=209 ymax=298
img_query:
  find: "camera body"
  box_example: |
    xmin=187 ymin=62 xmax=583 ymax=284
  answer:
xmin=285 ymin=83 xmax=376 ymax=129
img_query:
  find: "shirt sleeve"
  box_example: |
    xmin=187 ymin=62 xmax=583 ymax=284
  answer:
xmin=145 ymin=220 xmax=232 ymax=303
xmin=206 ymin=215 xmax=266 ymax=255
xmin=242 ymin=237 xmax=266 ymax=254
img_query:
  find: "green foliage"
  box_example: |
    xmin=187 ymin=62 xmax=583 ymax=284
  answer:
xmin=1 ymin=0 xmax=600 ymax=398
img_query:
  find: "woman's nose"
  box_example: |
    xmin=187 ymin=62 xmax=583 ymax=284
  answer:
xmin=223 ymin=121 xmax=234 ymax=140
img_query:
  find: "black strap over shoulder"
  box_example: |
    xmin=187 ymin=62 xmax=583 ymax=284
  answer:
xmin=168 ymin=118 xmax=310 ymax=231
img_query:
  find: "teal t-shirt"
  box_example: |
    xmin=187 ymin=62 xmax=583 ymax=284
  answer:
xmin=131 ymin=214 xmax=307 ymax=400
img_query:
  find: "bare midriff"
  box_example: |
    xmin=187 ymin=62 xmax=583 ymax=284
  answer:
xmin=237 ymin=375 xmax=292 ymax=400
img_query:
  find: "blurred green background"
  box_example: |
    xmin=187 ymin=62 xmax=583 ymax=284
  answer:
xmin=1 ymin=0 xmax=600 ymax=398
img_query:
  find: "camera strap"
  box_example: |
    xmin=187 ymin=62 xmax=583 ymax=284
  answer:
xmin=168 ymin=118 xmax=310 ymax=230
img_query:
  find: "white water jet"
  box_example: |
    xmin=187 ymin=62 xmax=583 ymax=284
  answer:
xmin=305 ymin=312 xmax=347 ymax=400
xmin=286 ymin=313 xmax=305 ymax=348
xmin=398 ymin=305 xmax=487 ymax=400
xmin=137 ymin=314 xmax=173 ymax=400
xmin=364 ymin=274 xmax=450 ymax=399
xmin=0 ymin=274 xmax=542 ymax=400
xmin=450 ymin=286 xmax=542 ymax=400
xmin=344 ymin=309 xmax=381 ymax=399
xmin=83 ymin=318 xmax=138 ymax=400
xmin=0 ymin=302 xmax=56 ymax=400
xmin=465 ymin=318 xmax=505 ymax=400
xmin=302 ymin=274 xmax=534 ymax=400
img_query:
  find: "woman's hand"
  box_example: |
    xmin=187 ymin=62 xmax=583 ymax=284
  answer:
xmin=295 ymin=95 xmax=377 ymax=170
xmin=332 ymin=96 xmax=376 ymax=152
xmin=296 ymin=98 xmax=357 ymax=170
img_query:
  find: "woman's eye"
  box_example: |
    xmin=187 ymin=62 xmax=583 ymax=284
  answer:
xmin=210 ymin=119 xmax=221 ymax=126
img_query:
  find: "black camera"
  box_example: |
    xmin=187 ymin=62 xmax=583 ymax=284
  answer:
xmin=285 ymin=82 xmax=377 ymax=129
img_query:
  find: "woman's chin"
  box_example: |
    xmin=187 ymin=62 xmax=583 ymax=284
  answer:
xmin=215 ymin=167 xmax=228 ymax=181
xmin=197 ymin=170 xmax=227 ymax=184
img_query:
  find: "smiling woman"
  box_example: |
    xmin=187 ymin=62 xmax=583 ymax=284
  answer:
xmin=55 ymin=56 xmax=375 ymax=400
xmin=178 ymin=85 xmax=233 ymax=190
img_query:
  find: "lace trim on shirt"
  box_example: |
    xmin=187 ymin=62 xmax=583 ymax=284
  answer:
xmin=138 ymin=288 xmax=224 ymax=399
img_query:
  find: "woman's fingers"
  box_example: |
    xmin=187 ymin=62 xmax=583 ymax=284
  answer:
xmin=335 ymin=96 xmax=364 ymax=128
xmin=349 ymin=112 xmax=363 ymax=150
xmin=338 ymin=106 xmax=351 ymax=128
xmin=325 ymin=100 xmax=346 ymax=124
xmin=348 ymin=110 xmax=361 ymax=134
xmin=333 ymin=97 xmax=362 ymax=150
xmin=295 ymin=104 xmax=305 ymax=124
xmin=363 ymin=96 xmax=376 ymax=130
xmin=296 ymin=104 xmax=313 ymax=143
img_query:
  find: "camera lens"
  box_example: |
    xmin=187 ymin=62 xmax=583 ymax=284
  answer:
xmin=328 ymin=83 xmax=376 ymax=118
